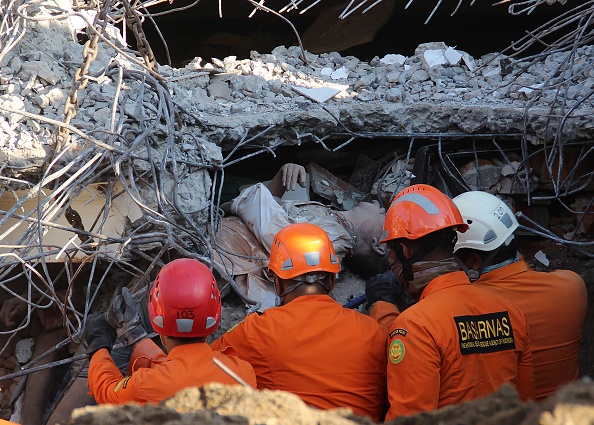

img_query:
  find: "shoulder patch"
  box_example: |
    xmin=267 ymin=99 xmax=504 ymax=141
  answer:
xmin=389 ymin=339 xmax=405 ymax=365
xmin=114 ymin=376 xmax=131 ymax=392
xmin=389 ymin=328 xmax=408 ymax=338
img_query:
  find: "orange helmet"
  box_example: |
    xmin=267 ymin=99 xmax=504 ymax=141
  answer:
xmin=381 ymin=184 xmax=468 ymax=243
xmin=148 ymin=258 xmax=221 ymax=338
xmin=268 ymin=223 xmax=340 ymax=280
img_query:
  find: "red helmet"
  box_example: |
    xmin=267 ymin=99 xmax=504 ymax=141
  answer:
xmin=148 ymin=258 xmax=221 ymax=338
xmin=268 ymin=223 xmax=340 ymax=280
xmin=381 ymin=184 xmax=468 ymax=243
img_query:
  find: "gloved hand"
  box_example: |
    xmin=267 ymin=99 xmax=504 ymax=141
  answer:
xmin=105 ymin=287 xmax=147 ymax=347
xmin=84 ymin=313 xmax=117 ymax=358
xmin=365 ymin=270 xmax=403 ymax=308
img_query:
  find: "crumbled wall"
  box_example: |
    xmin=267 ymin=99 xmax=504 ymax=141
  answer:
xmin=2 ymin=2 xmax=594 ymax=187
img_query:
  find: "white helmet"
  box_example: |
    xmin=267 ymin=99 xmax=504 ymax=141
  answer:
xmin=453 ymin=191 xmax=519 ymax=253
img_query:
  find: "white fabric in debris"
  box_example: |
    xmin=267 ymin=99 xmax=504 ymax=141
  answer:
xmin=231 ymin=183 xmax=354 ymax=259
xmin=231 ymin=183 xmax=292 ymax=254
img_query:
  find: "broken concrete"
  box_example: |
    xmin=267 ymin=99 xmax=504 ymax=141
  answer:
xmin=1 ymin=5 xmax=594 ymax=187
xmin=58 ymin=379 xmax=594 ymax=425
xmin=1 ymin=2 xmax=593 ymax=423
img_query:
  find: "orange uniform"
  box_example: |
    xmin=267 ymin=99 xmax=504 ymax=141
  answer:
xmin=369 ymin=300 xmax=402 ymax=335
xmin=210 ymin=295 xmax=387 ymax=422
xmin=372 ymin=271 xmax=535 ymax=421
xmin=474 ymin=259 xmax=587 ymax=400
xmin=88 ymin=339 xmax=256 ymax=405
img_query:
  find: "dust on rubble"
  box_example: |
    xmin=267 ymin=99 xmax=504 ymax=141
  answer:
xmin=67 ymin=383 xmax=373 ymax=425
xmin=63 ymin=380 xmax=594 ymax=425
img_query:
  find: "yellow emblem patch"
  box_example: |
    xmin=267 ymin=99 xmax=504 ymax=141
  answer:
xmin=389 ymin=339 xmax=405 ymax=365
xmin=114 ymin=376 xmax=131 ymax=392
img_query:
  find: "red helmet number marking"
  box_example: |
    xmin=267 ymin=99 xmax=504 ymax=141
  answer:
xmin=176 ymin=310 xmax=195 ymax=319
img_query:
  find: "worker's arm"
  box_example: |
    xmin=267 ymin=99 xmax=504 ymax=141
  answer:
xmin=265 ymin=163 xmax=306 ymax=198
xmin=385 ymin=317 xmax=441 ymax=421
xmin=366 ymin=271 xmax=405 ymax=334
xmin=370 ymin=301 xmax=401 ymax=335
xmin=210 ymin=320 xmax=250 ymax=355
xmin=88 ymin=348 xmax=142 ymax=404
xmin=127 ymin=338 xmax=167 ymax=374
xmin=83 ymin=312 xmax=138 ymax=404
xmin=88 ymin=338 xmax=168 ymax=404
xmin=516 ymin=322 xmax=536 ymax=401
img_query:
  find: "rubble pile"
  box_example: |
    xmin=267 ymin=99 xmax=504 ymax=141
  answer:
xmin=64 ymin=380 xmax=594 ymax=425
xmin=69 ymin=383 xmax=369 ymax=425
xmin=2 ymin=1 xmax=594 ymax=185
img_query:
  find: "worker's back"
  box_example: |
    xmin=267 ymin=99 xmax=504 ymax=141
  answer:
xmin=211 ymin=294 xmax=387 ymax=422
xmin=474 ymin=260 xmax=587 ymax=400
xmin=89 ymin=338 xmax=257 ymax=405
xmin=384 ymin=271 xmax=534 ymax=420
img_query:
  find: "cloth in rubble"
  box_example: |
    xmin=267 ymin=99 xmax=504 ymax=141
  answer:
xmin=213 ymin=183 xmax=353 ymax=310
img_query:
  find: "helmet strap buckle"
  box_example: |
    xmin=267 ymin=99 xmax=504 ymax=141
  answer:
xmin=454 ymin=256 xmax=480 ymax=282
xmin=454 ymin=247 xmax=501 ymax=282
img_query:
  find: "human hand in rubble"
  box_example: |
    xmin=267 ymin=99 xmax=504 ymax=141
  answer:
xmin=0 ymin=297 xmax=27 ymax=327
xmin=280 ymin=163 xmax=307 ymax=191
xmin=84 ymin=312 xmax=117 ymax=357
xmin=267 ymin=163 xmax=307 ymax=197
xmin=365 ymin=270 xmax=403 ymax=309
xmin=105 ymin=287 xmax=147 ymax=347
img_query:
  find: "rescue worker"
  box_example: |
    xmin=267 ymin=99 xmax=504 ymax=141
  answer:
xmin=210 ymin=223 xmax=388 ymax=422
xmin=367 ymin=184 xmax=535 ymax=420
xmin=85 ymin=258 xmax=257 ymax=404
xmin=453 ymin=190 xmax=587 ymax=400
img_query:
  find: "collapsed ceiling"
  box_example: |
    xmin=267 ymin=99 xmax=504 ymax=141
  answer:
xmin=0 ymin=0 xmax=593 ymax=421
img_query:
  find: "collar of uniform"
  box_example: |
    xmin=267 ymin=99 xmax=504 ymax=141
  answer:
xmin=282 ymin=294 xmax=335 ymax=306
xmin=479 ymin=259 xmax=530 ymax=282
xmin=419 ymin=271 xmax=471 ymax=301
xmin=168 ymin=342 xmax=212 ymax=358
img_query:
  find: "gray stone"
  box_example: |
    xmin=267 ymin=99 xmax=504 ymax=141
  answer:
xmin=411 ymin=69 xmax=430 ymax=82
xmin=386 ymin=87 xmax=403 ymax=102
xmin=34 ymin=94 xmax=49 ymax=108
xmin=354 ymin=73 xmax=376 ymax=90
xmin=207 ymin=79 xmax=232 ymax=100
xmin=21 ymin=60 xmax=60 ymax=85
xmin=328 ymin=52 xmax=344 ymax=65
xmin=567 ymin=85 xmax=581 ymax=100
xmin=8 ymin=56 xmax=22 ymax=73
xmin=294 ymin=96 xmax=310 ymax=107
xmin=211 ymin=57 xmax=225 ymax=68
xmin=386 ymin=71 xmax=402 ymax=83
xmin=230 ymin=103 xmax=246 ymax=114
xmin=357 ymin=90 xmax=376 ymax=102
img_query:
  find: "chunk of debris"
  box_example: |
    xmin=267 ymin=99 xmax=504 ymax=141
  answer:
xmin=459 ymin=159 xmax=502 ymax=191
xmin=534 ymin=250 xmax=551 ymax=267
xmin=331 ymin=67 xmax=349 ymax=80
xmin=14 ymin=339 xmax=34 ymax=364
xmin=380 ymin=54 xmax=407 ymax=66
xmin=292 ymin=85 xmax=348 ymax=103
